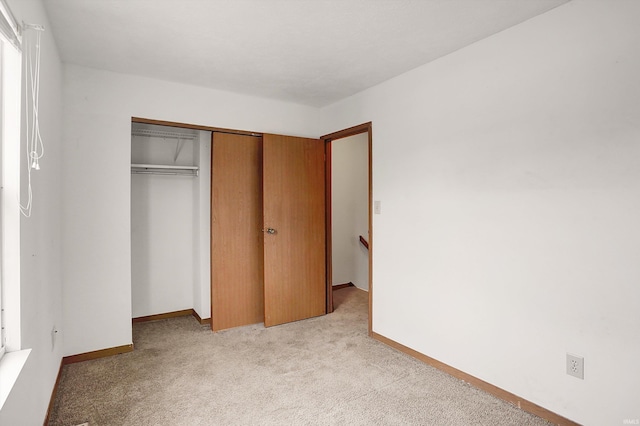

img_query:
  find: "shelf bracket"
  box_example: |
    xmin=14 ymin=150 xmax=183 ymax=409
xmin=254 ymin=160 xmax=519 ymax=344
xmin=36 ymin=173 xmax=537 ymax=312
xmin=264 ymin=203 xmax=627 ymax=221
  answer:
xmin=174 ymin=138 xmax=185 ymax=163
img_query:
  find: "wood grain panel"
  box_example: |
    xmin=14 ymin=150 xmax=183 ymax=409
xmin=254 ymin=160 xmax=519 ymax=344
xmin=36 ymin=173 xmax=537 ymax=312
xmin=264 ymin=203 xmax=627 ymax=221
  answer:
xmin=44 ymin=360 xmax=64 ymax=425
xmin=325 ymin=140 xmax=333 ymax=314
xmin=211 ymin=133 xmax=264 ymax=331
xmin=263 ymin=134 xmax=326 ymax=327
xmin=132 ymin=116 xmax=260 ymax=137
xmin=62 ymin=344 xmax=134 ymax=364
xmin=132 ymin=309 xmax=211 ymax=325
xmin=132 ymin=309 xmax=193 ymax=323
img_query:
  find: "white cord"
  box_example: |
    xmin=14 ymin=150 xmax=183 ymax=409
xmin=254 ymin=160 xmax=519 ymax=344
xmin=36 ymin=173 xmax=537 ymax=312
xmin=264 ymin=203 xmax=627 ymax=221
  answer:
xmin=19 ymin=27 xmax=44 ymax=218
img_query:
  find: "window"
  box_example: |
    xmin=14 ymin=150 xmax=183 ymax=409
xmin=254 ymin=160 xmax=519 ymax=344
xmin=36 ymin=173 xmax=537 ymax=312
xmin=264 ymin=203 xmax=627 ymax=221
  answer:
xmin=1 ymin=39 xmax=5 ymax=360
xmin=0 ymin=0 xmax=22 ymax=360
xmin=0 ymin=1 xmax=44 ymax=372
xmin=0 ymin=0 xmax=30 ymax=411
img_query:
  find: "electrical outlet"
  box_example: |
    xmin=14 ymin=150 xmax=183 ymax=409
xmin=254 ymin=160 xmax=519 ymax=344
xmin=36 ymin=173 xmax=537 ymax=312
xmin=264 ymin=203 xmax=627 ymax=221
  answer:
xmin=51 ymin=326 xmax=59 ymax=350
xmin=566 ymin=353 xmax=584 ymax=379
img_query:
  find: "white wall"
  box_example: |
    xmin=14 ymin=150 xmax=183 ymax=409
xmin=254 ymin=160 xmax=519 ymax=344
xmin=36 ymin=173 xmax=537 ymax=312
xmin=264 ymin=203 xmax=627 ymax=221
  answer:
xmin=331 ymin=133 xmax=369 ymax=290
xmin=62 ymin=65 xmax=320 ymax=356
xmin=193 ymin=131 xmax=211 ymax=319
xmin=0 ymin=0 xmax=63 ymax=424
xmin=321 ymin=1 xmax=640 ymax=424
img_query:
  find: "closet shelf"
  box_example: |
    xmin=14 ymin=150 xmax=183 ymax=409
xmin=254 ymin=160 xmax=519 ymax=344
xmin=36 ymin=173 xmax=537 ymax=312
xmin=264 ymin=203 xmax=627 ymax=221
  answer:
xmin=131 ymin=163 xmax=199 ymax=177
xmin=131 ymin=127 xmax=199 ymax=163
xmin=131 ymin=128 xmax=198 ymax=140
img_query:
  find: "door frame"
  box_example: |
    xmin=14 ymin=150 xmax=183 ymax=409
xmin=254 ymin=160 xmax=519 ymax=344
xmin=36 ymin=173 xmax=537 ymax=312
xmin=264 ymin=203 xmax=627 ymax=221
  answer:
xmin=321 ymin=122 xmax=373 ymax=335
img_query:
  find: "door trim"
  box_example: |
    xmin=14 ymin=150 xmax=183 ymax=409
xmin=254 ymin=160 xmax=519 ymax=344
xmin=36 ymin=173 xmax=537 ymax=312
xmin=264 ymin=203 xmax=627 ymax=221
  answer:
xmin=321 ymin=122 xmax=373 ymax=335
xmin=132 ymin=116 xmax=261 ymax=137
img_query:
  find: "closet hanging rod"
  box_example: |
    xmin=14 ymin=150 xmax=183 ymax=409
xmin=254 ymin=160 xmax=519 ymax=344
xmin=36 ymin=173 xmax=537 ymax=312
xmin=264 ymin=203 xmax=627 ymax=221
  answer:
xmin=131 ymin=163 xmax=199 ymax=177
xmin=131 ymin=163 xmax=198 ymax=170
xmin=132 ymin=170 xmax=198 ymax=176
xmin=131 ymin=128 xmax=198 ymax=140
xmin=212 ymin=130 xmax=262 ymax=138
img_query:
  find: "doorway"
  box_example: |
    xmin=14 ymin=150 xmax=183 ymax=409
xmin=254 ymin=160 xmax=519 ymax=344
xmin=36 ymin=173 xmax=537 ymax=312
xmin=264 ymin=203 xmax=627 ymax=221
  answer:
xmin=323 ymin=123 xmax=373 ymax=334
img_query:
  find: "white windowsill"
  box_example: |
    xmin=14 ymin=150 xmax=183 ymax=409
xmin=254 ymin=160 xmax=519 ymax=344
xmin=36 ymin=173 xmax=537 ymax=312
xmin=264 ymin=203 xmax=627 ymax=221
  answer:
xmin=0 ymin=349 xmax=31 ymax=411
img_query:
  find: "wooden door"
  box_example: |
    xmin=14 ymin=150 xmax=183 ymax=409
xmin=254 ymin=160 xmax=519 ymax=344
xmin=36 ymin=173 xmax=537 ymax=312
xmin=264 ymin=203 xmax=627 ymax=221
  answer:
xmin=262 ymin=134 xmax=326 ymax=327
xmin=211 ymin=133 xmax=264 ymax=331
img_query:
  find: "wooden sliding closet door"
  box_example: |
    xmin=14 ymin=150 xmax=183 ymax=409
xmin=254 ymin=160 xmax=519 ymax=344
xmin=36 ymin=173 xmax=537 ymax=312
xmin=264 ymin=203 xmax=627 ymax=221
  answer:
xmin=262 ymin=134 xmax=326 ymax=327
xmin=211 ymin=133 xmax=264 ymax=331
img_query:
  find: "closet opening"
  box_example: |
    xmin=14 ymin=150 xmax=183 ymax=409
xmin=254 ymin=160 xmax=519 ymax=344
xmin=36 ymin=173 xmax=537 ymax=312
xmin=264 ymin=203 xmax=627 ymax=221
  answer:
xmin=130 ymin=121 xmax=212 ymax=325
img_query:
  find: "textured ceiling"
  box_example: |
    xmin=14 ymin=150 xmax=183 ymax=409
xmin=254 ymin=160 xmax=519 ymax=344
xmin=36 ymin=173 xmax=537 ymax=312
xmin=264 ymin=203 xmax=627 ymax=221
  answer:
xmin=42 ymin=0 xmax=569 ymax=107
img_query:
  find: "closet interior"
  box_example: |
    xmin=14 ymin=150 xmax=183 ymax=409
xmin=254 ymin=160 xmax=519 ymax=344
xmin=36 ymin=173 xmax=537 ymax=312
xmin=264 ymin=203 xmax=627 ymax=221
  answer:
xmin=130 ymin=122 xmax=211 ymax=322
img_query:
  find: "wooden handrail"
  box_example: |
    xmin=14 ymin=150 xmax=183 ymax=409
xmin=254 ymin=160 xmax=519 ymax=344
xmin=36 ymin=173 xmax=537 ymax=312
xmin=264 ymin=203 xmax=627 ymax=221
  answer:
xmin=359 ymin=235 xmax=369 ymax=250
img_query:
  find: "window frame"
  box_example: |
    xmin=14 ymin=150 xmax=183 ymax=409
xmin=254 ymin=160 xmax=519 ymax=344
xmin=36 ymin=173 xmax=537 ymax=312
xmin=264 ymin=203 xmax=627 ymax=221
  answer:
xmin=0 ymin=17 xmax=22 ymax=359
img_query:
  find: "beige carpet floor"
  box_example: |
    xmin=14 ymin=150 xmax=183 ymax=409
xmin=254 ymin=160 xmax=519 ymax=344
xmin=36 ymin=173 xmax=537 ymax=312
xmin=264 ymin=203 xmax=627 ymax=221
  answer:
xmin=49 ymin=287 xmax=551 ymax=425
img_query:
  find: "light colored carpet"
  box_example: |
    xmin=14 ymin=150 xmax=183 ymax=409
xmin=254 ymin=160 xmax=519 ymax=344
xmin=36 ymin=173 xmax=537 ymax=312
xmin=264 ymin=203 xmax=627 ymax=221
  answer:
xmin=49 ymin=288 xmax=551 ymax=425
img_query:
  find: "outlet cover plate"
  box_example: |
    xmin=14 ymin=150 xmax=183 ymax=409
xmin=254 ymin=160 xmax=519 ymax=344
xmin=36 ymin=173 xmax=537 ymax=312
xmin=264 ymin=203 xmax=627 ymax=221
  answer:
xmin=566 ymin=353 xmax=584 ymax=379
